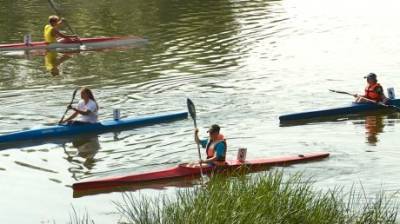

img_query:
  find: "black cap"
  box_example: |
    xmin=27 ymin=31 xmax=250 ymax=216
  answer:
xmin=207 ymin=124 xmax=220 ymax=133
xmin=364 ymin=73 xmax=377 ymax=80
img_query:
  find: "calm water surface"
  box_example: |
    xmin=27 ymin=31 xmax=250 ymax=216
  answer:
xmin=1 ymin=0 xmax=400 ymax=223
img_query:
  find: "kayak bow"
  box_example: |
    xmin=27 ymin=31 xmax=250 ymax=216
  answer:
xmin=279 ymin=99 xmax=400 ymax=122
xmin=0 ymin=111 xmax=187 ymax=149
xmin=73 ymin=152 xmax=329 ymax=192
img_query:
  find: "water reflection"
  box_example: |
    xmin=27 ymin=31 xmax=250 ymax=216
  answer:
xmin=73 ymin=177 xmax=199 ymax=198
xmin=364 ymin=115 xmax=384 ymax=146
xmin=0 ymin=49 xmax=75 ymax=76
xmin=361 ymin=113 xmax=398 ymax=146
xmin=350 ymin=113 xmax=399 ymax=146
xmin=64 ymin=135 xmax=100 ymax=170
xmin=44 ymin=51 xmax=73 ymax=76
xmin=72 ymin=136 xmax=100 ymax=160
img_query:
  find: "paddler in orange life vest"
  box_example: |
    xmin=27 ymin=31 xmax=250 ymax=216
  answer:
xmin=354 ymin=73 xmax=388 ymax=103
xmin=194 ymin=124 xmax=227 ymax=166
xmin=44 ymin=15 xmax=78 ymax=44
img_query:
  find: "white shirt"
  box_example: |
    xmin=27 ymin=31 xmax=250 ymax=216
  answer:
xmin=77 ymin=99 xmax=98 ymax=123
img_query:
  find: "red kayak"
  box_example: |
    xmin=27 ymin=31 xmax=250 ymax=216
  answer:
xmin=0 ymin=36 xmax=147 ymax=51
xmin=73 ymin=152 xmax=329 ymax=192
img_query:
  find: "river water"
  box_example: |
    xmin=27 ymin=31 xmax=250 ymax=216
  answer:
xmin=1 ymin=0 xmax=400 ymax=223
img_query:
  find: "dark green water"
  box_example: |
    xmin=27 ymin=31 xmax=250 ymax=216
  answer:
xmin=1 ymin=0 xmax=400 ymax=222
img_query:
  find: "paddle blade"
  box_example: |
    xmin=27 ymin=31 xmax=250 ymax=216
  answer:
xmin=186 ymin=98 xmax=196 ymax=120
xmin=48 ymin=0 xmax=61 ymax=12
xmin=329 ymin=89 xmax=349 ymax=95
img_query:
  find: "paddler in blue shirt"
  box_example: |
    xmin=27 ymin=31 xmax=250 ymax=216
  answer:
xmin=194 ymin=124 xmax=227 ymax=166
xmin=44 ymin=15 xmax=78 ymax=43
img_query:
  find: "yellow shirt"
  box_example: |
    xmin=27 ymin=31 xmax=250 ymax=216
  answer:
xmin=44 ymin=24 xmax=57 ymax=43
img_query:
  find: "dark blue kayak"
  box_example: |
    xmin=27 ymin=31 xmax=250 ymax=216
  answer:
xmin=279 ymin=99 xmax=400 ymax=122
xmin=0 ymin=111 xmax=187 ymax=148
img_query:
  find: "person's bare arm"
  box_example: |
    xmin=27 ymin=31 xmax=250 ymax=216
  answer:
xmin=53 ymin=28 xmax=77 ymax=39
xmin=61 ymin=111 xmax=78 ymax=123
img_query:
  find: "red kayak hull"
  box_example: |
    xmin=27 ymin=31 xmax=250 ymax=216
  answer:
xmin=0 ymin=36 xmax=147 ymax=51
xmin=73 ymin=152 xmax=329 ymax=192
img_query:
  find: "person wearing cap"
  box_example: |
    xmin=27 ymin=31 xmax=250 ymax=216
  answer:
xmin=194 ymin=124 xmax=227 ymax=166
xmin=44 ymin=15 xmax=78 ymax=44
xmin=354 ymin=73 xmax=388 ymax=103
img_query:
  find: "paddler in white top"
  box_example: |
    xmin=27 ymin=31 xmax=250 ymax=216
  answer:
xmin=61 ymin=87 xmax=99 ymax=124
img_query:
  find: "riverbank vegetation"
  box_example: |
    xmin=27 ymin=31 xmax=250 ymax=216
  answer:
xmin=71 ymin=170 xmax=399 ymax=224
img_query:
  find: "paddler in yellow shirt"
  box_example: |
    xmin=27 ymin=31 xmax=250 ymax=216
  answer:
xmin=44 ymin=15 xmax=78 ymax=43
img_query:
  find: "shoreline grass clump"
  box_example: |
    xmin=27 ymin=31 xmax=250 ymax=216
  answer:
xmin=113 ymin=170 xmax=398 ymax=224
xmin=68 ymin=206 xmax=94 ymax=224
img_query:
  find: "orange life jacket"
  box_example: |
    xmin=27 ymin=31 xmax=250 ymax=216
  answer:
xmin=205 ymin=134 xmax=227 ymax=165
xmin=364 ymin=83 xmax=382 ymax=101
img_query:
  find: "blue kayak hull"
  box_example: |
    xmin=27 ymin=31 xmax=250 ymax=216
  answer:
xmin=0 ymin=111 xmax=187 ymax=145
xmin=279 ymin=99 xmax=400 ymax=122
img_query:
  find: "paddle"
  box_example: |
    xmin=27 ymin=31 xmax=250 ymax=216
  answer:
xmin=58 ymin=88 xmax=80 ymax=124
xmin=47 ymin=0 xmax=85 ymax=49
xmin=329 ymin=89 xmax=400 ymax=112
xmin=186 ymin=98 xmax=205 ymax=183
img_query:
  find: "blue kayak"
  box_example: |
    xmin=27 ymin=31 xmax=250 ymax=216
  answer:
xmin=0 ymin=111 xmax=187 ymax=147
xmin=279 ymin=99 xmax=400 ymax=122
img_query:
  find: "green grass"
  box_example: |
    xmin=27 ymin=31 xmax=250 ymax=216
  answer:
xmin=67 ymin=206 xmax=94 ymax=224
xmin=69 ymin=170 xmax=399 ymax=224
xmin=113 ymin=171 xmax=398 ymax=224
